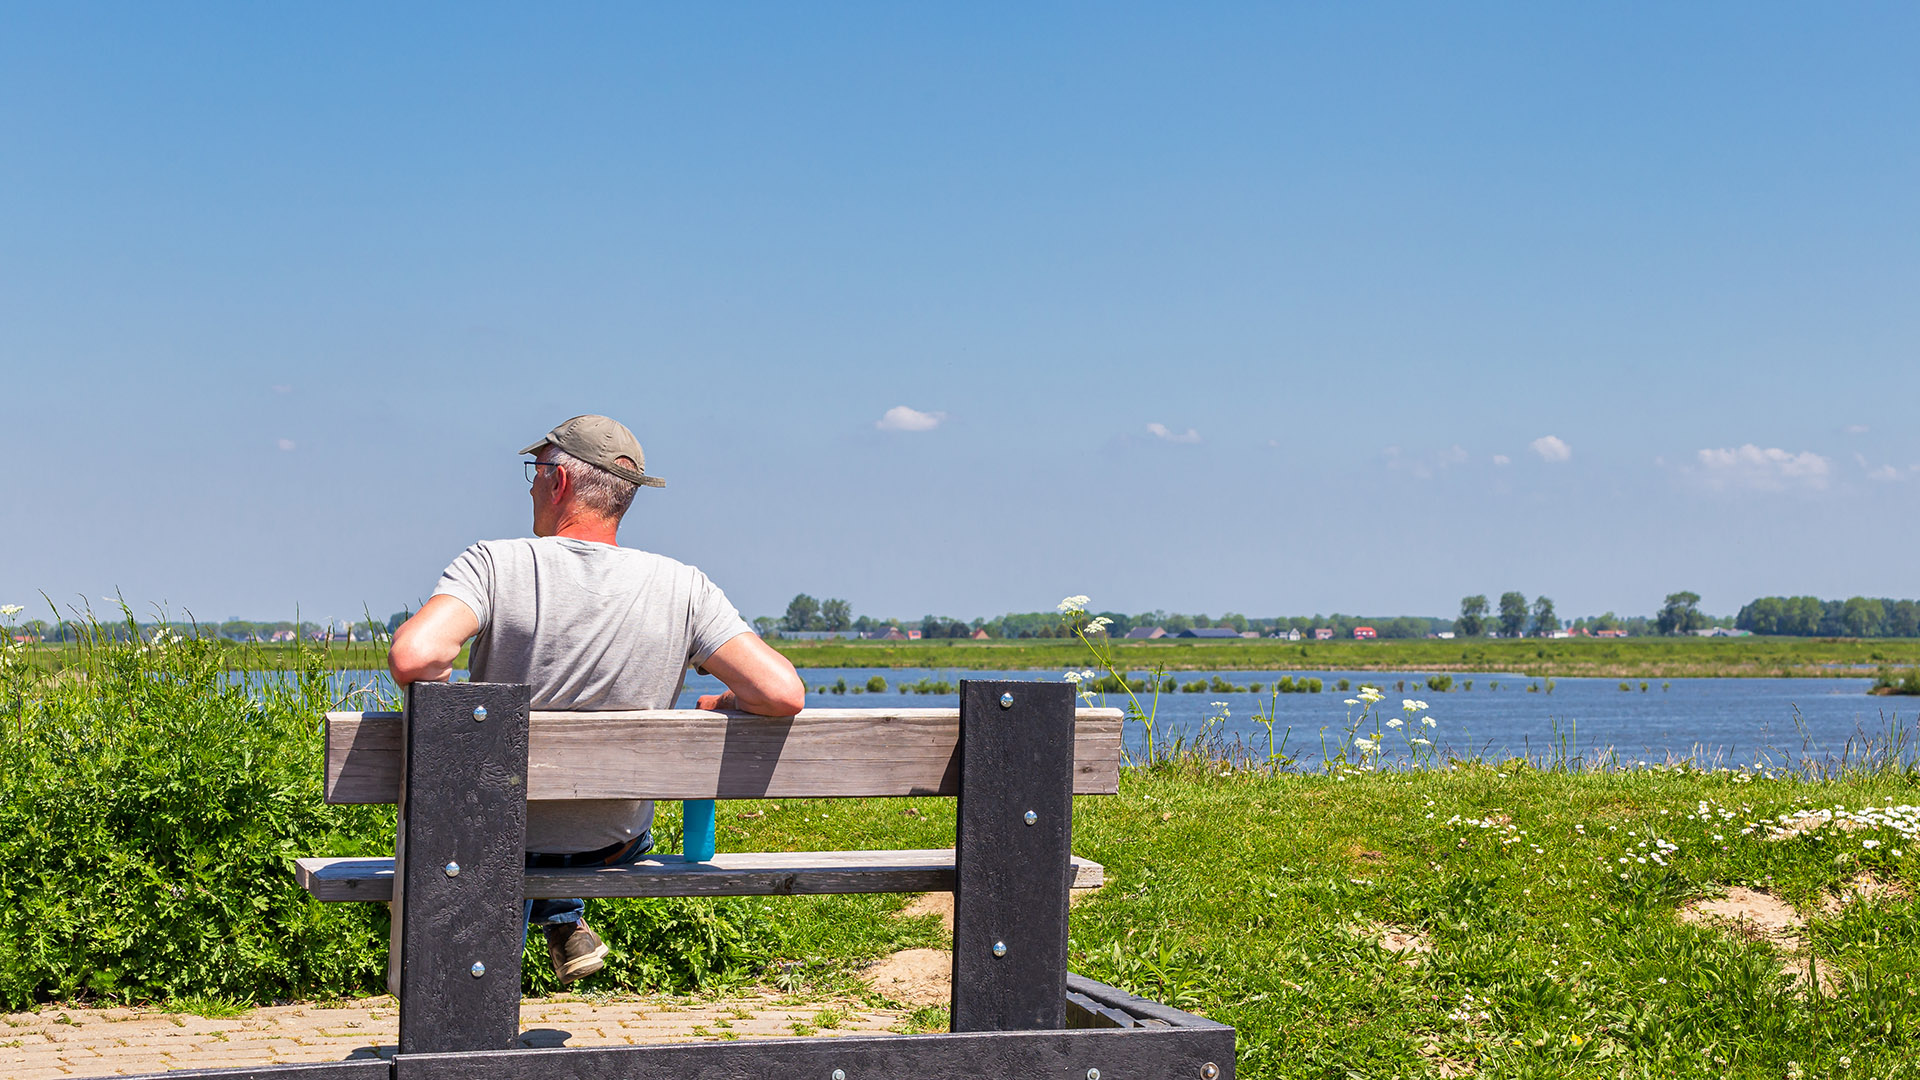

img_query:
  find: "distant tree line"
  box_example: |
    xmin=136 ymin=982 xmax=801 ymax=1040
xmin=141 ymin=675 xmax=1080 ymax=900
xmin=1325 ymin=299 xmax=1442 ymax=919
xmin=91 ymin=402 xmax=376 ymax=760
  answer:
xmin=1452 ymin=591 xmax=1732 ymax=637
xmin=764 ymin=595 xmax=1459 ymax=640
xmin=1735 ymin=596 xmax=1920 ymax=638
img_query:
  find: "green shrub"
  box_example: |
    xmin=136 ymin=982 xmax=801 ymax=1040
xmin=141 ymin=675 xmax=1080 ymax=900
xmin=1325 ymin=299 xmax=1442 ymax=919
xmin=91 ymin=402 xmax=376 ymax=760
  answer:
xmin=0 ymin=622 xmax=391 ymax=1007
xmin=1424 ymin=675 xmax=1452 ymax=693
xmin=0 ymin=616 xmax=778 ymax=1008
xmin=865 ymin=675 xmax=887 ymax=693
xmin=1179 ymin=680 xmax=1207 ymax=693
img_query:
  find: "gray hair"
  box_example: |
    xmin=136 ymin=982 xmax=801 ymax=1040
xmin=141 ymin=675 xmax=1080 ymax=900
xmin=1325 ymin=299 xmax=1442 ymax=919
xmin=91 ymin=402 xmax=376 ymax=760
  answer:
xmin=548 ymin=447 xmax=640 ymax=520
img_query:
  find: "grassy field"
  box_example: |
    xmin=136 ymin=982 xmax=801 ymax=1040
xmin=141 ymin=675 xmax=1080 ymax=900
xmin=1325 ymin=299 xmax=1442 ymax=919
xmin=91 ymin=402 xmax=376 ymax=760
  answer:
xmin=7 ymin=623 xmax=1920 ymax=1076
xmin=763 ymin=635 xmax=1920 ymax=679
xmin=698 ymin=762 xmax=1920 ymax=1079
xmin=16 ymin=634 xmax=1920 ymax=679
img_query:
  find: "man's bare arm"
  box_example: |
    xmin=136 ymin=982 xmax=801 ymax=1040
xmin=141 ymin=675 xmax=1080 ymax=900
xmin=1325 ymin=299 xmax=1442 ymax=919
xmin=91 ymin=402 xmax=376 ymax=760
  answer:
xmin=388 ymin=595 xmax=481 ymax=686
xmin=695 ymin=633 xmax=806 ymax=715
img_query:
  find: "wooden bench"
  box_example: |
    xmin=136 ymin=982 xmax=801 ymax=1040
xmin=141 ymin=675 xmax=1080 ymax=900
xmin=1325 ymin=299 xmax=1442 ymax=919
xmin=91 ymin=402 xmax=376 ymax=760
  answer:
xmin=115 ymin=678 xmax=1235 ymax=1080
xmin=299 ymin=700 xmax=1120 ymax=904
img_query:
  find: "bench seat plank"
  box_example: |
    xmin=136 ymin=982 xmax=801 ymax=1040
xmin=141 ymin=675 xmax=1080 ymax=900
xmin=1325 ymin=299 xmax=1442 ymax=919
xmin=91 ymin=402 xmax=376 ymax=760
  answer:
xmin=295 ymin=850 xmax=1105 ymax=902
xmin=325 ymin=707 xmax=1125 ymax=804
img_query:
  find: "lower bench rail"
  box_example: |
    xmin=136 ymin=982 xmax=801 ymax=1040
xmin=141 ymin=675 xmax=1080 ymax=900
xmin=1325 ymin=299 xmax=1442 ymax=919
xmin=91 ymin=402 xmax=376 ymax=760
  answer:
xmin=296 ymin=849 xmax=1105 ymax=902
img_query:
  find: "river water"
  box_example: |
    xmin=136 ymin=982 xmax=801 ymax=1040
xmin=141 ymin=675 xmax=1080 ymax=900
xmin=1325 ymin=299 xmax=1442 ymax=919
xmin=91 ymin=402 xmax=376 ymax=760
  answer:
xmin=325 ymin=668 xmax=1914 ymax=770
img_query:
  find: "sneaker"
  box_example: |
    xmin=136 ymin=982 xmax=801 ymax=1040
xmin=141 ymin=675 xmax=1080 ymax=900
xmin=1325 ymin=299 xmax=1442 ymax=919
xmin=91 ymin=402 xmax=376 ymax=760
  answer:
xmin=544 ymin=919 xmax=610 ymax=984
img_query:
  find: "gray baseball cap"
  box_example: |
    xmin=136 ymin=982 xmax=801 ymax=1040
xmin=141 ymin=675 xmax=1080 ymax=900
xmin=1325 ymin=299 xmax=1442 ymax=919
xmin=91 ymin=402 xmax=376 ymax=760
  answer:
xmin=519 ymin=415 xmax=666 ymax=488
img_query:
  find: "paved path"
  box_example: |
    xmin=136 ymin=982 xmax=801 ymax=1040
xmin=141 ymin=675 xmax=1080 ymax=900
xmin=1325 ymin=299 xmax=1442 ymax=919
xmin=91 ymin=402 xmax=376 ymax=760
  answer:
xmin=2 ymin=992 xmax=909 ymax=1078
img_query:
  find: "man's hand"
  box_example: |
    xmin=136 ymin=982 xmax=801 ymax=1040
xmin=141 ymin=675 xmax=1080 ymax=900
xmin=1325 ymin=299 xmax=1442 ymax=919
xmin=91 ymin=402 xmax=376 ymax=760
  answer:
xmin=697 ymin=633 xmax=806 ymax=716
xmin=389 ymin=595 xmax=481 ymax=686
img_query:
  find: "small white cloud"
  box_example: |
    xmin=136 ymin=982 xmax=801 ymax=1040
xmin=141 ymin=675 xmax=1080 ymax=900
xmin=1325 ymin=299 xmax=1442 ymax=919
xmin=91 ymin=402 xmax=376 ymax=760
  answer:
xmin=1492 ymin=454 xmax=1511 ymax=466
xmin=1845 ymin=424 xmax=1869 ymax=434
xmin=1868 ymin=464 xmax=1901 ymax=482
xmin=1146 ymin=422 xmax=1201 ymax=444
xmin=876 ymin=406 xmax=945 ymax=432
xmin=1690 ymin=444 xmax=1830 ymax=491
xmin=1387 ymin=444 xmax=1469 ymax=479
xmin=273 ymin=384 xmax=292 ymax=394
xmin=277 ymin=438 xmax=296 ymax=451
xmin=1529 ymin=435 xmax=1572 ymax=463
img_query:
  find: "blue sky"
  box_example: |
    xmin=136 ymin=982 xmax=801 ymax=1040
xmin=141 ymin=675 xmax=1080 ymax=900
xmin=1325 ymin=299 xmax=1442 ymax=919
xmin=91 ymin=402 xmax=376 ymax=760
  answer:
xmin=3 ymin=3 xmax=1916 ymax=627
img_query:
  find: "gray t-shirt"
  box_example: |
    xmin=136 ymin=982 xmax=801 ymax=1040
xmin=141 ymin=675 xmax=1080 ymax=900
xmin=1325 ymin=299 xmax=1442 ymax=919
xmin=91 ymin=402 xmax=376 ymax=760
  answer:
xmin=432 ymin=536 xmax=753 ymax=853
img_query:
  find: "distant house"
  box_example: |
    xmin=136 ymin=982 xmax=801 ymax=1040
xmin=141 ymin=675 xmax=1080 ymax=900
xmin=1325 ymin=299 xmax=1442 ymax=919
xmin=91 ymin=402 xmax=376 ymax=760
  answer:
xmin=1176 ymin=627 xmax=1242 ymax=639
xmin=1239 ymin=630 xmax=1261 ymax=639
xmin=1434 ymin=631 xmax=1456 ymax=639
xmin=875 ymin=627 xmax=908 ymax=641
xmin=1594 ymin=629 xmax=1629 ymax=638
xmin=1314 ymin=627 xmax=1335 ymax=641
xmin=970 ymin=627 xmax=991 ymax=640
xmin=269 ymin=629 xmax=296 ymax=643
xmin=1123 ymin=626 xmax=1166 ymax=640
xmin=1274 ymin=628 xmax=1303 ymax=641
xmin=906 ymin=629 xmax=923 ymax=640
xmin=1353 ymin=626 xmax=1377 ymax=640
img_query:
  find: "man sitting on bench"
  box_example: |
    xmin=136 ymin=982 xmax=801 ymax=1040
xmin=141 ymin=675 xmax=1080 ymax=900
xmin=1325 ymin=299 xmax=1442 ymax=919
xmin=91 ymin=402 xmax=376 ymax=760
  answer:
xmin=388 ymin=414 xmax=806 ymax=984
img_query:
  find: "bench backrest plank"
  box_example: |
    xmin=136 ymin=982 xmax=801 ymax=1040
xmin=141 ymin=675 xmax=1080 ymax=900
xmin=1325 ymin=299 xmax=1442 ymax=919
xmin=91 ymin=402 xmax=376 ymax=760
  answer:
xmin=325 ymin=706 xmax=1125 ymax=804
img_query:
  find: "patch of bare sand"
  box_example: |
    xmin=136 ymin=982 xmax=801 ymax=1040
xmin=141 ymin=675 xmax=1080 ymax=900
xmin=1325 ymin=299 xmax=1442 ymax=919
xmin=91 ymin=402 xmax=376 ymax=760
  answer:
xmin=1820 ymin=872 xmax=1911 ymax=916
xmin=899 ymin=893 xmax=954 ymax=932
xmin=861 ymin=949 xmax=951 ymax=1008
xmin=1678 ymin=886 xmax=1803 ymax=948
xmin=1378 ymin=928 xmax=1433 ymax=966
xmin=1678 ymin=887 xmax=1842 ymax=997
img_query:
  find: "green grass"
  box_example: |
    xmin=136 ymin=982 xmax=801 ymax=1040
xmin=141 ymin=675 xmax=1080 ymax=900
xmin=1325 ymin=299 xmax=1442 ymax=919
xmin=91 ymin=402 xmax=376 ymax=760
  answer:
xmin=16 ymin=633 xmax=1920 ymax=679
xmin=706 ymin=764 xmax=1920 ymax=1079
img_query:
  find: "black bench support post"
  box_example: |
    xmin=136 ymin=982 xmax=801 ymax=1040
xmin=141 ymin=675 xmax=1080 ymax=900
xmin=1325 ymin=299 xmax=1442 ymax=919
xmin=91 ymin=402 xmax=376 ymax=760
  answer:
xmin=393 ymin=681 xmax=531 ymax=1055
xmin=951 ymin=679 xmax=1076 ymax=1032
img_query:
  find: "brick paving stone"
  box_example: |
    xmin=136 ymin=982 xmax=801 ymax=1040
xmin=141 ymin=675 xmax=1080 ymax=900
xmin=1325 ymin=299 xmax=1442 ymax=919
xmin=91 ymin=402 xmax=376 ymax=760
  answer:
xmin=1 ymin=992 xmax=907 ymax=1074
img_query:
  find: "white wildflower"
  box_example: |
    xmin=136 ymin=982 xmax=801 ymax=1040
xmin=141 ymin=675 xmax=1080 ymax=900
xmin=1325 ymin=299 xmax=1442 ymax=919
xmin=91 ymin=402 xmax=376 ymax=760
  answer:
xmin=1386 ymin=718 xmax=1403 ymax=729
xmin=1421 ymin=717 xmax=1437 ymax=728
xmin=1057 ymin=595 xmax=1090 ymax=614
xmin=0 ymin=604 xmax=23 ymax=618
xmin=1062 ymin=671 xmax=1084 ymax=684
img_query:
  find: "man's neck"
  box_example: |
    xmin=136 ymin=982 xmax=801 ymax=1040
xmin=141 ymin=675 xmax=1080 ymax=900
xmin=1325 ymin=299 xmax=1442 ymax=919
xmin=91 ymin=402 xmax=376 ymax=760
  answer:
xmin=551 ymin=515 xmax=620 ymax=546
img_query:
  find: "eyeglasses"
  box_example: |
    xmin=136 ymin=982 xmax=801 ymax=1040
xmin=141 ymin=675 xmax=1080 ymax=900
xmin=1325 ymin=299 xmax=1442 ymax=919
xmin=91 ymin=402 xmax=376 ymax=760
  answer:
xmin=524 ymin=460 xmax=562 ymax=485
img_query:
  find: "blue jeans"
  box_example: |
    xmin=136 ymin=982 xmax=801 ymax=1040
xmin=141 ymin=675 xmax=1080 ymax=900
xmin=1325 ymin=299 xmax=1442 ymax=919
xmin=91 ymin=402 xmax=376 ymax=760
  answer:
xmin=523 ymin=832 xmax=652 ymax=944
